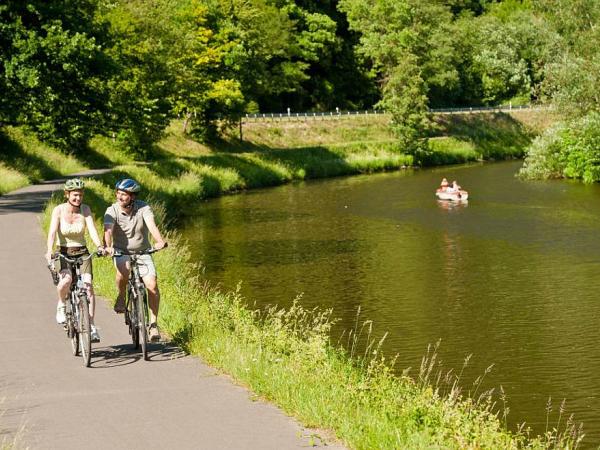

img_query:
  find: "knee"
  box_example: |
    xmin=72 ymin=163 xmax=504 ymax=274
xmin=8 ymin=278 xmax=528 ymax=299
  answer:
xmin=85 ymin=282 xmax=94 ymax=297
xmin=145 ymin=279 xmax=159 ymax=295
xmin=115 ymin=270 xmax=128 ymax=283
xmin=57 ymin=274 xmax=72 ymax=290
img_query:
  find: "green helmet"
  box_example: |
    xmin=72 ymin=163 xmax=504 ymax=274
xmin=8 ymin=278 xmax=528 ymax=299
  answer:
xmin=64 ymin=178 xmax=85 ymax=191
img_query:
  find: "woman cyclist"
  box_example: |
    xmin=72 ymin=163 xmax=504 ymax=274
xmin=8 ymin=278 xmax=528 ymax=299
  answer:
xmin=45 ymin=178 xmax=105 ymax=342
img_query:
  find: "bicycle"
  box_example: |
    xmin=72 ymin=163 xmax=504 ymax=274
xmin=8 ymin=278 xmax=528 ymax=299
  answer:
xmin=114 ymin=245 xmax=166 ymax=361
xmin=49 ymin=251 xmax=102 ymax=367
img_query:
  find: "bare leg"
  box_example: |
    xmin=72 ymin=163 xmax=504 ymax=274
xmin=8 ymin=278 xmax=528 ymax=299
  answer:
xmin=143 ymin=275 xmax=159 ymax=324
xmin=114 ymin=258 xmax=130 ymax=311
xmin=56 ymin=271 xmax=72 ymax=306
xmin=85 ymin=283 xmax=96 ymax=325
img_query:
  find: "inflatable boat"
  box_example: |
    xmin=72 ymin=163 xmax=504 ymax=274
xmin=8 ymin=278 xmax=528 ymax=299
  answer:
xmin=435 ymin=188 xmax=469 ymax=201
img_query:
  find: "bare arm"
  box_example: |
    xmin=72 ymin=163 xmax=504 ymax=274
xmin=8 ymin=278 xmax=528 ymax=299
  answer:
xmin=45 ymin=206 xmax=61 ymax=262
xmin=82 ymin=205 xmax=103 ymax=249
xmin=103 ymin=222 xmax=115 ymax=256
xmin=144 ymin=213 xmax=166 ymax=249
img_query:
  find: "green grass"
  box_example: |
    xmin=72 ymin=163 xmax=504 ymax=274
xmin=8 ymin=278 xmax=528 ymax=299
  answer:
xmin=0 ymin=126 xmax=87 ymax=195
xmin=1 ymin=109 xmax=553 ymax=198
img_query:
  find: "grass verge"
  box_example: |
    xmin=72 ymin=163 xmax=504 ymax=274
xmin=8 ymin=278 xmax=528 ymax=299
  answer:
xmin=0 ymin=126 xmax=87 ymax=195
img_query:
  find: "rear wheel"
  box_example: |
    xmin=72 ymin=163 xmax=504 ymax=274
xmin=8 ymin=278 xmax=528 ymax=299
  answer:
xmin=137 ymin=287 xmax=148 ymax=360
xmin=78 ymin=292 xmax=92 ymax=367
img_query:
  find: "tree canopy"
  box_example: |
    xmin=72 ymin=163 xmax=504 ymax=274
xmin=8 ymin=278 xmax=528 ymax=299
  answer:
xmin=0 ymin=0 xmax=593 ymax=156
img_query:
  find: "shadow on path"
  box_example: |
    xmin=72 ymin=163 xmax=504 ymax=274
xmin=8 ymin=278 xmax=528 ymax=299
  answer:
xmin=90 ymin=342 xmax=186 ymax=369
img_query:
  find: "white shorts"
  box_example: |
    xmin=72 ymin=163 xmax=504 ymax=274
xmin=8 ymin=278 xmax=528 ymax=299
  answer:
xmin=113 ymin=254 xmax=156 ymax=279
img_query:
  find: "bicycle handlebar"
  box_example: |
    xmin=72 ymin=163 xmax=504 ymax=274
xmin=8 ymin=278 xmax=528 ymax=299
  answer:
xmin=51 ymin=250 xmax=104 ymax=265
xmin=113 ymin=242 xmax=168 ymax=257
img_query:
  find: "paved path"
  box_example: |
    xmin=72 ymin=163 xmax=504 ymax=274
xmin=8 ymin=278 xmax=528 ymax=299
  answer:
xmin=0 ymin=178 xmax=343 ymax=449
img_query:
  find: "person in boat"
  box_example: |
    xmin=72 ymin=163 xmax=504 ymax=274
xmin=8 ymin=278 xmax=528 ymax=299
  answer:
xmin=439 ymin=178 xmax=449 ymax=192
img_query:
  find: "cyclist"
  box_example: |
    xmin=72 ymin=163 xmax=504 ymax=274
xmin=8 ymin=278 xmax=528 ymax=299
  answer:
xmin=45 ymin=178 xmax=105 ymax=342
xmin=103 ymin=178 xmax=167 ymax=342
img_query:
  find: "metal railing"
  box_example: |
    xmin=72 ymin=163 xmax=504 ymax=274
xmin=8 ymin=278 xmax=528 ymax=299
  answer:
xmin=243 ymin=104 xmax=546 ymax=122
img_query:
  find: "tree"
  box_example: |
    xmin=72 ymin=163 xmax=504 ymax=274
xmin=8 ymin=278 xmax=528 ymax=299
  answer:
xmin=0 ymin=1 xmax=112 ymax=152
xmin=338 ymin=0 xmax=459 ymax=149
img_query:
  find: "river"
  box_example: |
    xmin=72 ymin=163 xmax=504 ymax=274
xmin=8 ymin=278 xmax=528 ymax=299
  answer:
xmin=181 ymin=161 xmax=600 ymax=444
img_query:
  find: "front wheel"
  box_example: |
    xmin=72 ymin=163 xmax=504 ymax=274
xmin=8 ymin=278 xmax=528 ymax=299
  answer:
xmin=128 ymin=288 xmax=139 ymax=349
xmin=78 ymin=292 xmax=92 ymax=367
xmin=68 ymin=294 xmax=79 ymax=356
xmin=137 ymin=288 xmax=148 ymax=361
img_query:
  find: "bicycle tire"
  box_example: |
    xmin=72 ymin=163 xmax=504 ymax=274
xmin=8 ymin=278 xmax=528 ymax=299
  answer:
xmin=78 ymin=292 xmax=92 ymax=367
xmin=68 ymin=294 xmax=80 ymax=356
xmin=137 ymin=287 xmax=148 ymax=360
xmin=128 ymin=287 xmax=139 ymax=349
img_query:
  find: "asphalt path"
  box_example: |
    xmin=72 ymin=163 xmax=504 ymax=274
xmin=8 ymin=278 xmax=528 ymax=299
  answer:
xmin=0 ymin=177 xmax=344 ymax=449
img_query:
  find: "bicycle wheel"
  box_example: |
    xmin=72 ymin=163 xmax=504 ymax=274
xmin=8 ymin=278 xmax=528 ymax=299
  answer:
xmin=137 ymin=287 xmax=148 ymax=360
xmin=128 ymin=288 xmax=139 ymax=349
xmin=68 ymin=295 xmax=79 ymax=356
xmin=78 ymin=292 xmax=92 ymax=367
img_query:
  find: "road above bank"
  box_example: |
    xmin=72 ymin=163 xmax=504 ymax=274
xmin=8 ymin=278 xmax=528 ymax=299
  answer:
xmin=0 ymin=178 xmax=343 ymax=449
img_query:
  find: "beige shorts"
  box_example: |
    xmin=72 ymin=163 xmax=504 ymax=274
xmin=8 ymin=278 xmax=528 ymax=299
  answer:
xmin=114 ymin=254 xmax=156 ymax=279
xmin=57 ymin=247 xmax=92 ymax=283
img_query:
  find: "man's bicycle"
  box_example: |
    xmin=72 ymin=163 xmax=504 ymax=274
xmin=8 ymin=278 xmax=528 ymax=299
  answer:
xmin=49 ymin=251 xmax=102 ymax=367
xmin=114 ymin=246 xmax=166 ymax=361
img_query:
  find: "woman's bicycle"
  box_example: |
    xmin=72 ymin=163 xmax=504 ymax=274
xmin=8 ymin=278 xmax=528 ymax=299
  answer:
xmin=49 ymin=251 xmax=102 ymax=367
xmin=114 ymin=245 xmax=166 ymax=361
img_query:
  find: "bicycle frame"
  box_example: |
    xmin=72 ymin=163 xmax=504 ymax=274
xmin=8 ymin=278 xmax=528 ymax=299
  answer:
xmin=51 ymin=251 xmax=98 ymax=367
xmin=114 ymin=247 xmax=163 ymax=360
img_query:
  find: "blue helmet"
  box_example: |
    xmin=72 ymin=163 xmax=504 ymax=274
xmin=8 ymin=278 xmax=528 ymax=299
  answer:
xmin=115 ymin=178 xmax=141 ymax=193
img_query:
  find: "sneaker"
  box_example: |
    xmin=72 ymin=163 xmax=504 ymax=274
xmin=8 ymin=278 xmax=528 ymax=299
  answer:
xmin=90 ymin=325 xmax=101 ymax=343
xmin=56 ymin=304 xmax=66 ymax=324
xmin=148 ymin=323 xmax=160 ymax=342
xmin=113 ymin=297 xmax=126 ymax=314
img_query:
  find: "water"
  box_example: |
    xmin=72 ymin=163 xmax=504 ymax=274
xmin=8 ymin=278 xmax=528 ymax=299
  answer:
xmin=181 ymin=161 xmax=600 ymax=444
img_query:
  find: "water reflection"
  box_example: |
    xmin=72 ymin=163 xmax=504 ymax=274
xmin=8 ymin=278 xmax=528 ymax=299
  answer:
xmin=182 ymin=161 xmax=600 ymax=446
xmin=436 ymin=199 xmax=468 ymax=212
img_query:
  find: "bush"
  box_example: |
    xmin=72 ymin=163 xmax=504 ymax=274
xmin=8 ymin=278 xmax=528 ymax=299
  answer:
xmin=521 ymin=112 xmax=600 ymax=183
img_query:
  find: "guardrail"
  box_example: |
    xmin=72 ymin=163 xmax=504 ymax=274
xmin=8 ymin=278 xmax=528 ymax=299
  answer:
xmin=243 ymin=104 xmax=547 ymax=123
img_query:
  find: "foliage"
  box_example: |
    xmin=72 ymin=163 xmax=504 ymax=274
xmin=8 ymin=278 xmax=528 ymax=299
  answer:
xmin=0 ymin=1 xmax=112 ymax=152
xmin=535 ymin=0 xmax=600 ymax=116
xmin=521 ymin=112 xmax=600 ymax=183
xmin=0 ymin=0 xmax=583 ymax=159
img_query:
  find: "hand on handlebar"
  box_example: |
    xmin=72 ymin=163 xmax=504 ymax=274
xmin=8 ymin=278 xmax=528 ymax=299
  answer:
xmin=154 ymin=241 xmax=168 ymax=250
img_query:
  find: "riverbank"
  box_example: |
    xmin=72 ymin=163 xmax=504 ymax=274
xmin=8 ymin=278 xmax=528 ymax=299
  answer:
xmin=2 ymin=109 xmax=555 ymax=198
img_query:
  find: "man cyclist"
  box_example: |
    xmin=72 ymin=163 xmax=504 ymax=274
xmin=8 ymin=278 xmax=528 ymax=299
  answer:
xmin=103 ymin=178 xmax=167 ymax=342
